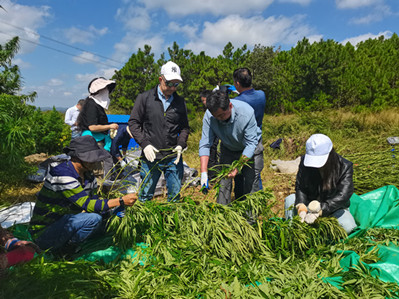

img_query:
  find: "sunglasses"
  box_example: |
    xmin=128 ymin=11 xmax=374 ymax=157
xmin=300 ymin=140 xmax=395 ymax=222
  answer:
xmin=162 ymin=76 xmax=180 ymax=88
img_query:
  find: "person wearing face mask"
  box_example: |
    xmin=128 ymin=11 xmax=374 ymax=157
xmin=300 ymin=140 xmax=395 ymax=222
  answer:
xmin=128 ymin=61 xmax=189 ymax=203
xmin=284 ymin=134 xmax=357 ymax=234
xmin=77 ymin=77 xmax=118 ymax=178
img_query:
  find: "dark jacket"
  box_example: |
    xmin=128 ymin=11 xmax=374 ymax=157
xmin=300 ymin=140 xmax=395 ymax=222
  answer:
xmin=295 ymin=154 xmax=354 ymax=216
xmin=128 ymin=87 xmax=189 ymax=159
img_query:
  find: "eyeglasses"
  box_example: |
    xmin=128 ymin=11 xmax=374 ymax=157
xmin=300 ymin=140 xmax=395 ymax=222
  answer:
xmin=162 ymin=77 xmax=180 ymax=88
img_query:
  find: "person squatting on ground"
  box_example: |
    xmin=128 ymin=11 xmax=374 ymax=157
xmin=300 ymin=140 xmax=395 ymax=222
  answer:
xmin=128 ymin=61 xmax=190 ymax=202
xmin=233 ymin=67 xmax=266 ymax=191
xmin=64 ymin=99 xmax=85 ymax=139
xmin=77 ymin=77 xmax=118 ymax=178
xmin=284 ymin=134 xmax=357 ymax=234
xmin=199 ymin=90 xmax=261 ymax=205
xmin=200 ymin=89 xmax=220 ymax=182
xmin=29 ymin=136 xmax=138 ymax=253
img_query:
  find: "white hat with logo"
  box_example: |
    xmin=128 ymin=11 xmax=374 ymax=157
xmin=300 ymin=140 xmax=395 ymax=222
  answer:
xmin=161 ymin=61 xmax=183 ymax=82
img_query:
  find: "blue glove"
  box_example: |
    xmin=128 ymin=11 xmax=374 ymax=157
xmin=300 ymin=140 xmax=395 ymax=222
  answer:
xmin=113 ymin=206 xmax=125 ymax=218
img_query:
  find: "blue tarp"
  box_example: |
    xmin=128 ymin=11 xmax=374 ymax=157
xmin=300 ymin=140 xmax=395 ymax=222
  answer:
xmin=108 ymin=114 xmax=139 ymax=149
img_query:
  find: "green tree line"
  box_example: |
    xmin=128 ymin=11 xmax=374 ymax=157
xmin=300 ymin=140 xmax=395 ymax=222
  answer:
xmin=110 ymin=33 xmax=399 ymax=114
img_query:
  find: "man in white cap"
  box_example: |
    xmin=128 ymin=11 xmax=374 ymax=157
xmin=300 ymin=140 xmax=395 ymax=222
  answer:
xmin=128 ymin=61 xmax=189 ymax=202
xmin=284 ymin=134 xmax=357 ymax=234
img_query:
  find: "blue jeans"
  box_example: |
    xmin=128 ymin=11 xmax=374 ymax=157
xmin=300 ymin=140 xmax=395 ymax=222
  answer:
xmin=284 ymin=194 xmax=357 ymax=234
xmin=71 ymin=130 xmax=82 ymax=139
xmin=139 ymin=156 xmax=183 ymax=202
xmin=34 ymin=213 xmax=103 ymax=251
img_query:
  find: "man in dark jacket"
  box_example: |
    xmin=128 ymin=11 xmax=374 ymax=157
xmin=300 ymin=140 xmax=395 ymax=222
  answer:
xmin=284 ymin=134 xmax=357 ymax=234
xmin=128 ymin=61 xmax=189 ymax=202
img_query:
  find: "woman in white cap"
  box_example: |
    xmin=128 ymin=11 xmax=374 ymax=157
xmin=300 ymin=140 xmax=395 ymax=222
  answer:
xmin=284 ymin=134 xmax=357 ymax=234
xmin=77 ymin=77 xmax=118 ymax=178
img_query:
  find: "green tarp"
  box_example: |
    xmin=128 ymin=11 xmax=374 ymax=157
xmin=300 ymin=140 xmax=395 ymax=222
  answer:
xmin=350 ymin=185 xmax=399 ymax=237
xmin=9 ymin=185 xmax=399 ymax=289
xmin=324 ymin=185 xmax=399 ymax=288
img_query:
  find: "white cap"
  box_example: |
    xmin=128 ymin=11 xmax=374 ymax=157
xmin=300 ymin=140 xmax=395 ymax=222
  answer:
xmin=161 ymin=61 xmax=183 ymax=82
xmin=88 ymin=77 xmax=116 ymax=94
xmin=304 ymin=134 xmax=333 ymax=168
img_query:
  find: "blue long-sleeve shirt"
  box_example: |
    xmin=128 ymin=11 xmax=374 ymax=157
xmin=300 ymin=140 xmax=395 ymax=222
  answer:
xmin=235 ymin=89 xmax=266 ymax=129
xmin=110 ymin=124 xmax=132 ymax=158
xmin=199 ymin=100 xmax=261 ymax=159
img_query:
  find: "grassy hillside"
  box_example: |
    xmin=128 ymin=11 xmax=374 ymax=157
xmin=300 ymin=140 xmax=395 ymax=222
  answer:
xmin=1 ymin=107 xmax=398 ymax=212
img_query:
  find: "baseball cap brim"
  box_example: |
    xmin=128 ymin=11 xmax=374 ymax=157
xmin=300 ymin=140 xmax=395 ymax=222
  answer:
xmin=76 ymin=148 xmax=111 ymax=163
xmin=163 ymin=73 xmax=183 ymax=82
xmin=304 ymin=153 xmax=329 ymax=168
xmin=89 ymin=78 xmax=116 ymax=94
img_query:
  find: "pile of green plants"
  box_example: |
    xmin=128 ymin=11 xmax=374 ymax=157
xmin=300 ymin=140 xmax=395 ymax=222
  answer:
xmin=2 ymin=190 xmax=399 ymax=298
xmin=346 ymin=151 xmax=399 ymax=194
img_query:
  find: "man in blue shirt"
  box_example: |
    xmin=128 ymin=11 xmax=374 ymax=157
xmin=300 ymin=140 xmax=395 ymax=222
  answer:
xmin=199 ymin=90 xmax=261 ymax=205
xmin=233 ymin=68 xmax=266 ymax=192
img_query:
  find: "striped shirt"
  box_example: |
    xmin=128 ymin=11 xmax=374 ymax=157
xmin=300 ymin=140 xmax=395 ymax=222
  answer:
xmin=29 ymin=160 xmax=109 ymax=239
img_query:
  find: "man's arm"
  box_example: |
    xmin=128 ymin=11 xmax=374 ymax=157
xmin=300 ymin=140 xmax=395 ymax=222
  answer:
xmin=241 ymin=113 xmax=259 ymax=159
xmin=200 ymin=155 xmax=209 ymax=173
xmin=128 ymin=93 xmax=150 ymax=149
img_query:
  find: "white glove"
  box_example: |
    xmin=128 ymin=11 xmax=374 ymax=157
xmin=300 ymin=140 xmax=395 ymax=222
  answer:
xmin=110 ymin=128 xmax=118 ymax=139
xmin=120 ymin=159 xmax=127 ymax=168
xmin=173 ymin=145 xmax=183 ymax=165
xmin=201 ymin=172 xmax=209 ymax=189
xmin=308 ymin=200 xmax=321 ymax=214
xmin=299 ymin=211 xmax=307 ymax=223
xmin=143 ymin=145 xmax=159 ymax=162
xmin=304 ymin=213 xmax=320 ymax=224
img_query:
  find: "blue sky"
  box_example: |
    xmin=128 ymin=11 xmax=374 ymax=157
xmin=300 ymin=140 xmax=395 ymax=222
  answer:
xmin=0 ymin=0 xmax=397 ymax=108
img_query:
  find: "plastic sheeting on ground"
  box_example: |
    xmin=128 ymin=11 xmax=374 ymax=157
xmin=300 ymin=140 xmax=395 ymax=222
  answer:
xmin=323 ymin=185 xmax=399 ymax=289
xmin=0 ymin=202 xmax=35 ymax=229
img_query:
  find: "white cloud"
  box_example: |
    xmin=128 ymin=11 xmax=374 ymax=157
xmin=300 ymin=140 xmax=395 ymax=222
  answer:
xmin=13 ymin=57 xmax=31 ymax=69
xmin=0 ymin=0 xmax=51 ymax=54
xmin=116 ymin=6 xmax=151 ymax=31
xmin=336 ymin=0 xmax=382 ymax=9
xmin=47 ymin=78 xmax=63 ymax=86
xmin=184 ymin=14 xmax=321 ymax=56
xmin=113 ymin=33 xmax=164 ymax=62
xmin=139 ymin=0 xmax=273 ymax=16
xmin=76 ymin=69 xmax=118 ymax=84
xmin=64 ymin=25 xmax=108 ymax=45
xmin=350 ymin=4 xmax=392 ymax=24
xmin=72 ymin=52 xmax=100 ymax=64
xmin=278 ymin=0 xmax=312 ymax=5
xmin=340 ymin=30 xmax=392 ymax=46
xmin=168 ymin=22 xmax=198 ymax=39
